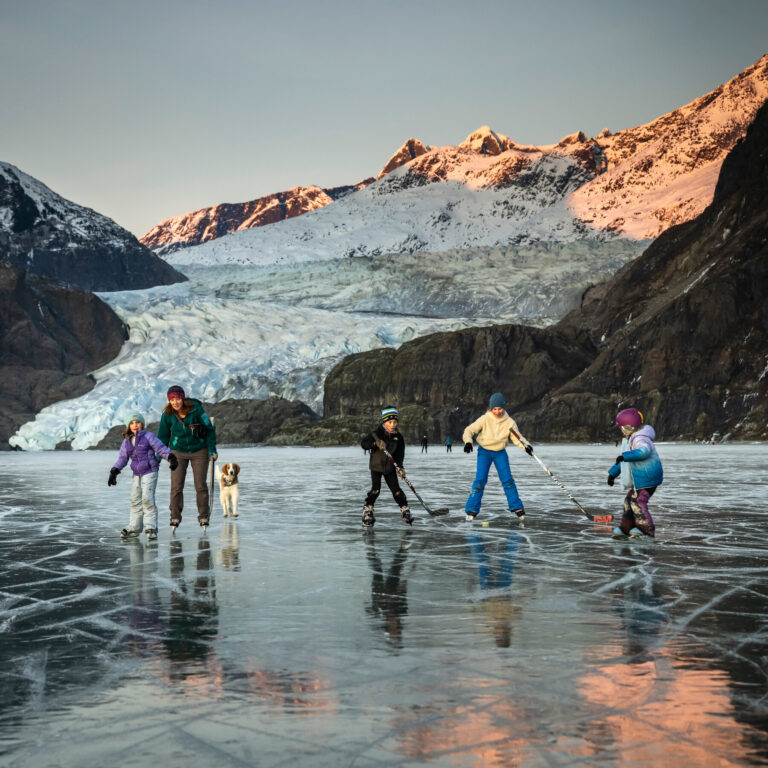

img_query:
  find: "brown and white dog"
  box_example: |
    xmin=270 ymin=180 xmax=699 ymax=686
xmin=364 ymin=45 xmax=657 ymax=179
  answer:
xmin=216 ymin=463 xmax=240 ymax=518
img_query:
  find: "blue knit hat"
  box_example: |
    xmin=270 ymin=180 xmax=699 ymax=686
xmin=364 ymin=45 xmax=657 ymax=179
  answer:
xmin=489 ymin=393 xmax=506 ymax=409
xmin=381 ymin=406 xmax=399 ymax=423
xmin=126 ymin=412 xmax=145 ymax=427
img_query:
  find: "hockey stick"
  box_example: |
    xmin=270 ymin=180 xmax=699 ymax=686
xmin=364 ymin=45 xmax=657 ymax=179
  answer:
xmin=207 ymin=417 xmax=216 ymax=524
xmin=508 ymin=427 xmax=604 ymax=521
xmin=377 ymin=442 xmax=450 ymax=516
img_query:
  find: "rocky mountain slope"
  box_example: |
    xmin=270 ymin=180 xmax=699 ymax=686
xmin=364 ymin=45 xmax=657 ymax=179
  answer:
xmin=0 ymin=162 xmax=186 ymax=291
xmin=141 ymin=180 xmax=372 ymax=256
xmin=144 ymin=55 xmax=767 ymax=266
xmin=0 ymin=262 xmax=128 ymax=449
xmin=318 ymin=98 xmax=768 ymax=443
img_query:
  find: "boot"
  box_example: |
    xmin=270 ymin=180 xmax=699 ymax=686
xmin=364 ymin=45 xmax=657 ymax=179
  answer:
xmin=401 ymin=506 xmax=413 ymax=526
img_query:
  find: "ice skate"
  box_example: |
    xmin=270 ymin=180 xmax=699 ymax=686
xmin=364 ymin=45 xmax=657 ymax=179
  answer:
xmin=612 ymin=526 xmax=628 ymax=539
xmin=145 ymin=528 xmax=158 ymax=541
xmin=400 ymin=506 xmax=413 ymax=526
xmin=170 ymin=518 xmax=180 ymax=534
xmin=510 ymin=508 xmax=525 ymax=524
xmin=199 ymin=518 xmax=209 ymax=532
xmin=120 ymin=528 xmax=140 ymax=539
xmin=362 ymin=505 xmax=375 ymax=528
xmin=465 ymin=513 xmax=477 ymax=522
xmin=628 ymin=527 xmax=643 ymax=537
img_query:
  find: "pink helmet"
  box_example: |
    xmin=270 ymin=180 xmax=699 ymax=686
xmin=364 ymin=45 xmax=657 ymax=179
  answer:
xmin=616 ymin=408 xmax=643 ymax=428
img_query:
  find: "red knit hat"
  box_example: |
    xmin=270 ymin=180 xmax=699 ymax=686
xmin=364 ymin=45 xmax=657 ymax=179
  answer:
xmin=167 ymin=385 xmax=186 ymax=401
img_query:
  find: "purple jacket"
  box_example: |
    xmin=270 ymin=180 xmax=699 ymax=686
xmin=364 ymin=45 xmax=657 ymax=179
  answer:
xmin=113 ymin=430 xmax=171 ymax=477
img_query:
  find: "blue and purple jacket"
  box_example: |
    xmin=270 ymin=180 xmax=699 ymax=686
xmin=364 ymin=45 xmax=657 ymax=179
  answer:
xmin=608 ymin=425 xmax=663 ymax=490
xmin=113 ymin=430 xmax=171 ymax=477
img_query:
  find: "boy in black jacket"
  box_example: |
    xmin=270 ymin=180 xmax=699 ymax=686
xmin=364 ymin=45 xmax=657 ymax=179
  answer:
xmin=360 ymin=406 xmax=413 ymax=528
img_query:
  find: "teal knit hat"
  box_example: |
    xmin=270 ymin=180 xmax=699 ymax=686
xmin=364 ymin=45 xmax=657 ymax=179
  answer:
xmin=126 ymin=413 xmax=145 ymax=427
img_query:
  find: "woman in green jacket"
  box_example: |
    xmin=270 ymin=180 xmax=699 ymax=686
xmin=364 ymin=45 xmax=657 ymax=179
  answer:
xmin=158 ymin=385 xmax=217 ymax=530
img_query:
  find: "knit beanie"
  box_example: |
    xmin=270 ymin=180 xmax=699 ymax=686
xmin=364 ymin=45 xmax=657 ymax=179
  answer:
xmin=381 ymin=406 xmax=399 ymax=423
xmin=126 ymin=413 xmax=145 ymax=427
xmin=167 ymin=385 xmax=186 ymax=401
xmin=489 ymin=392 xmax=506 ymax=410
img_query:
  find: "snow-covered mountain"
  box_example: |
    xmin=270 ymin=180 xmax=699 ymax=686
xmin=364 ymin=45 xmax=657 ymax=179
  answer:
xmin=145 ymin=54 xmax=767 ymax=267
xmin=0 ymin=162 xmax=185 ymax=291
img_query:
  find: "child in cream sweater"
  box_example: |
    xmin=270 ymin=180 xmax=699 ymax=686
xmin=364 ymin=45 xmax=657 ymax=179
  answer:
xmin=462 ymin=393 xmax=533 ymax=523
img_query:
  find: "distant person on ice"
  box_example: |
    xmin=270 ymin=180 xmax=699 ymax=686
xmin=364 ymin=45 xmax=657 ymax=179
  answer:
xmin=158 ymin=385 xmax=217 ymax=531
xmin=462 ymin=393 xmax=533 ymax=523
xmin=360 ymin=406 xmax=413 ymax=528
xmin=607 ymin=408 xmax=663 ymax=538
xmin=445 ymin=436 xmax=452 ymax=452
xmin=421 ymin=434 xmax=429 ymax=453
xmin=108 ymin=413 xmax=177 ymax=541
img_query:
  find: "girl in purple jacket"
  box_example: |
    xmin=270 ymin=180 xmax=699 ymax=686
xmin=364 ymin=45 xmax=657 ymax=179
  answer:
xmin=108 ymin=413 xmax=178 ymax=540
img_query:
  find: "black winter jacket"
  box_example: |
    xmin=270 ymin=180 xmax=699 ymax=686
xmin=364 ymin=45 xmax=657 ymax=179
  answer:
xmin=361 ymin=424 xmax=405 ymax=474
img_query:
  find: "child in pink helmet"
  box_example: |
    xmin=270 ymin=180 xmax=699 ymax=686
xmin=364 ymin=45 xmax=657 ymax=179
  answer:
xmin=607 ymin=408 xmax=663 ymax=538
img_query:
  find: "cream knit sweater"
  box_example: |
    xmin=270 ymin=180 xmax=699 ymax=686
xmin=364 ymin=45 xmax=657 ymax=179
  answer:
xmin=462 ymin=410 xmax=530 ymax=452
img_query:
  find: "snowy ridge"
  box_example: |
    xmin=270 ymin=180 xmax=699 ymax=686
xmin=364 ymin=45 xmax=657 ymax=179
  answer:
xmin=163 ymin=151 xmax=601 ymax=268
xmin=140 ymin=180 xmax=372 ymax=256
xmin=145 ymin=55 xmax=767 ymax=263
xmin=0 ymin=162 xmax=129 ymax=249
xmin=569 ymin=54 xmax=768 ymax=238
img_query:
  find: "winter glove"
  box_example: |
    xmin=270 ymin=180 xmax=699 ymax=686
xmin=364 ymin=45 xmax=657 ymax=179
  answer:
xmin=525 ymin=444 xmax=534 ymax=456
xmin=108 ymin=467 xmax=120 ymax=486
xmin=210 ymin=452 xmax=218 ymax=462
xmin=615 ymin=454 xmax=624 ymax=464
xmin=607 ymin=474 xmax=615 ymax=486
xmin=374 ymin=439 xmax=386 ymax=453
xmin=168 ymin=453 xmax=178 ymax=471
xmin=396 ymin=467 xmax=406 ymax=480
xmin=464 ymin=442 xmax=473 ymax=453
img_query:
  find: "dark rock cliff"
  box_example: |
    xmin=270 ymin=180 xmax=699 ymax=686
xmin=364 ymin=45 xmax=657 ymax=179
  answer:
xmin=320 ymin=100 xmax=768 ymax=443
xmin=0 ymin=262 xmax=128 ymax=449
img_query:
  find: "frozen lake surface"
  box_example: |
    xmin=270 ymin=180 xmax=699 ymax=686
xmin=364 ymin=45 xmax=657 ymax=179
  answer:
xmin=1 ymin=443 xmax=767 ymax=767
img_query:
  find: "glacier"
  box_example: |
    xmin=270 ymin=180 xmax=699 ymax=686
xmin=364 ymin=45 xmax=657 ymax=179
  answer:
xmin=10 ymin=239 xmax=644 ymax=451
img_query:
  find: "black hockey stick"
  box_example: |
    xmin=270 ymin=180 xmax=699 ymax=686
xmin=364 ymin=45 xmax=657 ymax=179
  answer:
xmin=508 ymin=427 xmax=606 ymax=521
xmin=378 ymin=442 xmax=450 ymax=516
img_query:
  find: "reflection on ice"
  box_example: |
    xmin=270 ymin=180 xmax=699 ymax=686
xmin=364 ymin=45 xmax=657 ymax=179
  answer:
xmin=0 ymin=444 xmax=767 ymax=766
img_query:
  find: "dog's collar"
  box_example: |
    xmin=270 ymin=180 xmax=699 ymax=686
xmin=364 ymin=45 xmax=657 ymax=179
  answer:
xmin=222 ymin=477 xmax=237 ymax=486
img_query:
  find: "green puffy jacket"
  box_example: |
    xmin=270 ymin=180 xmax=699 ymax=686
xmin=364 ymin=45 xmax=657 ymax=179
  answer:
xmin=157 ymin=399 xmax=217 ymax=456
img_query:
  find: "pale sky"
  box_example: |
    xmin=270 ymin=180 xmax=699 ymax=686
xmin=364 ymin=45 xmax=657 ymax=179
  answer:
xmin=1 ymin=0 xmax=766 ymax=236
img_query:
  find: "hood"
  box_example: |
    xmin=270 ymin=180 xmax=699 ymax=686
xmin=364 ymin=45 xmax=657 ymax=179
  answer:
xmin=633 ymin=425 xmax=656 ymax=442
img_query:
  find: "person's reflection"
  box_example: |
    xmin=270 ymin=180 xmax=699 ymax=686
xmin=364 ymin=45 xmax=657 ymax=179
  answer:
xmin=163 ymin=538 xmax=219 ymax=680
xmin=216 ymin=521 xmax=240 ymax=571
xmin=612 ymin=549 xmax=667 ymax=662
xmin=124 ymin=539 xmax=163 ymax=657
xmin=365 ymin=529 xmax=412 ymax=651
xmin=465 ymin=528 xmax=521 ymax=648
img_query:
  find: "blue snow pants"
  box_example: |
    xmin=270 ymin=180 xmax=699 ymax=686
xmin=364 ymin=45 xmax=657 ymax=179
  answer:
xmin=465 ymin=446 xmax=523 ymax=516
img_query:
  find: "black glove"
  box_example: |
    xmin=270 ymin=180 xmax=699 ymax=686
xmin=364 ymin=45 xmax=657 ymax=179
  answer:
xmin=168 ymin=453 xmax=178 ymax=471
xmin=464 ymin=442 xmax=473 ymax=453
xmin=108 ymin=467 xmax=120 ymax=486
xmin=525 ymin=444 xmax=534 ymax=456
xmin=607 ymin=475 xmax=615 ymax=486
xmin=615 ymin=454 xmax=624 ymax=463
